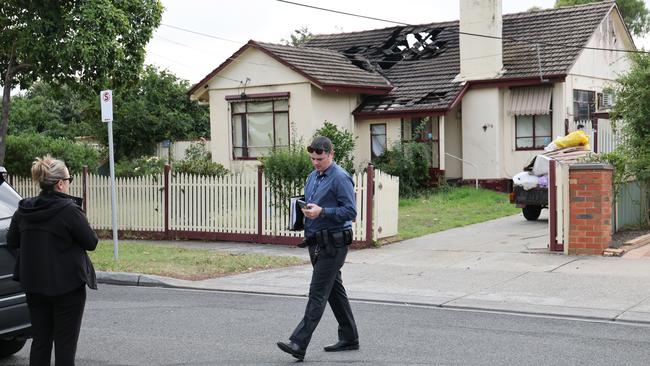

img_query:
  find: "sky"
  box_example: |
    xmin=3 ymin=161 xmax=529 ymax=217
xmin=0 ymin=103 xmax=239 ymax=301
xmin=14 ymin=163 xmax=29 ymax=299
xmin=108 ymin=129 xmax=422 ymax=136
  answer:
xmin=144 ymin=0 xmax=650 ymax=84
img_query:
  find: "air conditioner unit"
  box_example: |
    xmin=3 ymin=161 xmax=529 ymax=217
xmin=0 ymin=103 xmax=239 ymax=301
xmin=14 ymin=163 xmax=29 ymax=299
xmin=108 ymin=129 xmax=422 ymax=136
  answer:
xmin=603 ymin=92 xmax=615 ymax=108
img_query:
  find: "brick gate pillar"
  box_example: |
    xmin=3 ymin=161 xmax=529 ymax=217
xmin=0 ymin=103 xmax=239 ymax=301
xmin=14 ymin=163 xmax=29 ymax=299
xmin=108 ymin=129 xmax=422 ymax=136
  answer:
xmin=568 ymin=164 xmax=613 ymax=255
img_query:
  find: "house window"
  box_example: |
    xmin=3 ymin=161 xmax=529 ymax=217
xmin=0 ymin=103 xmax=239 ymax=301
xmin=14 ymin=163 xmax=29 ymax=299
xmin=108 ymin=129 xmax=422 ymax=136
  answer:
xmin=231 ymin=99 xmax=289 ymax=159
xmin=403 ymin=117 xmax=437 ymax=142
xmin=515 ymin=114 xmax=552 ymax=150
xmin=370 ymin=124 xmax=386 ymax=161
xmin=573 ymin=89 xmax=595 ymax=121
xmin=401 ymin=116 xmax=440 ymax=168
xmin=510 ymin=86 xmax=553 ymax=150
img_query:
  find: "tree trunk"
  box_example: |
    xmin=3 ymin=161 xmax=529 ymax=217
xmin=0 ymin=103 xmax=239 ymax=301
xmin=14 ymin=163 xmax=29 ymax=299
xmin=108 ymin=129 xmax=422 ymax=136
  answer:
xmin=0 ymin=56 xmax=15 ymax=166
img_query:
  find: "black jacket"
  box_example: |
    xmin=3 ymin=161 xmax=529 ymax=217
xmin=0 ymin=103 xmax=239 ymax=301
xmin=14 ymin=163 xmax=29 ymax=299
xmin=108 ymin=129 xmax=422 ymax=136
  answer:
xmin=7 ymin=191 xmax=98 ymax=296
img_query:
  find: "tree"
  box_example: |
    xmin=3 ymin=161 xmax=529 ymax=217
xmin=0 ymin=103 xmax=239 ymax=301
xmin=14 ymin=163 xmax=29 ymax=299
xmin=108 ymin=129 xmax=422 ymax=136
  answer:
xmin=8 ymin=82 xmax=93 ymax=139
xmin=0 ymin=0 xmax=164 ymax=164
xmin=555 ymin=0 xmax=649 ymax=36
xmin=281 ymin=27 xmax=313 ymax=46
xmin=610 ymin=53 xmax=650 ymax=223
xmin=7 ymin=66 xmax=210 ymax=160
xmin=92 ymin=65 xmax=210 ymax=159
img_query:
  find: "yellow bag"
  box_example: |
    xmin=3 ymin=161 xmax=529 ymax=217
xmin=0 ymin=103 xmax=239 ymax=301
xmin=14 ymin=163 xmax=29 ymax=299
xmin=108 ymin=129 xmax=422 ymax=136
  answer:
xmin=553 ymin=130 xmax=589 ymax=149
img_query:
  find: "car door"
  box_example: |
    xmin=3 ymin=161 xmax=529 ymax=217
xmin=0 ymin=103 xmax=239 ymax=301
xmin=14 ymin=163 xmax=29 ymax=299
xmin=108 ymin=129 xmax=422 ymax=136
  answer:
xmin=0 ymin=177 xmax=23 ymax=305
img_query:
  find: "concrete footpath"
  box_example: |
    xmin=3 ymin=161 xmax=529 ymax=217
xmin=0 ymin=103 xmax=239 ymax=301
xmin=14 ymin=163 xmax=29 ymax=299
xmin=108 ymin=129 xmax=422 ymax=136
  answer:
xmin=98 ymin=213 xmax=650 ymax=324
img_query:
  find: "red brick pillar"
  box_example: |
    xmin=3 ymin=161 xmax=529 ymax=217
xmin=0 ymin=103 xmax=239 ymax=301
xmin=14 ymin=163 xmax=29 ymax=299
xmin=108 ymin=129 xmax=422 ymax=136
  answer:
xmin=568 ymin=164 xmax=613 ymax=255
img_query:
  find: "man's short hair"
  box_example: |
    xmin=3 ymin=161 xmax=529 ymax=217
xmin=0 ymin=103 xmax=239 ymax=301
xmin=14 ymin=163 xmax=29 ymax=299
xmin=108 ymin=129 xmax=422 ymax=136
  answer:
xmin=308 ymin=136 xmax=333 ymax=154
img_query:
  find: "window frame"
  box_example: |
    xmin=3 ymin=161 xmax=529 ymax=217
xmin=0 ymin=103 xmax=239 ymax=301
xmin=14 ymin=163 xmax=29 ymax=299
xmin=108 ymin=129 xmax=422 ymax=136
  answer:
xmin=514 ymin=113 xmax=553 ymax=151
xmin=573 ymin=89 xmax=596 ymax=122
xmin=514 ymin=98 xmax=553 ymax=151
xmin=370 ymin=123 xmax=387 ymax=162
xmin=230 ymin=98 xmax=290 ymax=160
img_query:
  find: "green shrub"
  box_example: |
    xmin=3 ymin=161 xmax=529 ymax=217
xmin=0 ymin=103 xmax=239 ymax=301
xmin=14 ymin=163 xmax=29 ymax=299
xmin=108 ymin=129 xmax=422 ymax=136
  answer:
xmin=374 ymin=141 xmax=431 ymax=197
xmin=114 ymin=156 xmax=166 ymax=177
xmin=173 ymin=142 xmax=228 ymax=177
xmin=314 ymin=121 xmax=356 ymax=173
xmin=5 ymin=134 xmax=103 ymax=177
xmin=259 ymin=140 xmax=313 ymax=208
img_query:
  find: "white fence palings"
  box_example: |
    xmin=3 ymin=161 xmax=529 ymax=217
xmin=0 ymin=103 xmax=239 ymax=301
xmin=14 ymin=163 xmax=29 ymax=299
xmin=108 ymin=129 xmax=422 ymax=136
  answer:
xmin=87 ymin=174 xmax=164 ymax=232
xmin=10 ymin=167 xmax=399 ymax=243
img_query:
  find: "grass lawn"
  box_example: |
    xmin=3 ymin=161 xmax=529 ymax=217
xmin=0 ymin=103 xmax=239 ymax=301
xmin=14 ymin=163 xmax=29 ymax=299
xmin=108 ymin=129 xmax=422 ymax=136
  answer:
xmin=89 ymin=242 xmax=306 ymax=280
xmin=397 ymin=186 xmax=520 ymax=241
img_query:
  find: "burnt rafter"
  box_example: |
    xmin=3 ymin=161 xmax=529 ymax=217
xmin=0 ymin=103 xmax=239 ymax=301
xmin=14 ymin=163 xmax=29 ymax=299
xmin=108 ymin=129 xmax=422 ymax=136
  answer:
xmin=342 ymin=26 xmax=448 ymax=71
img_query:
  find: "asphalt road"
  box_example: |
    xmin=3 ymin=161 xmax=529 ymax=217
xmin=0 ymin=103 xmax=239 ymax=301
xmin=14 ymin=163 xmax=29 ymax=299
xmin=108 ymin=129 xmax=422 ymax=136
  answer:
xmin=2 ymin=285 xmax=650 ymax=366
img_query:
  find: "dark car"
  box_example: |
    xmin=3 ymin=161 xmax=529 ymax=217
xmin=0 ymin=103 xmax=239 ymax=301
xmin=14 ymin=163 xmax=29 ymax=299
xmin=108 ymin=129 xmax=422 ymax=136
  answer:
xmin=0 ymin=167 xmax=31 ymax=358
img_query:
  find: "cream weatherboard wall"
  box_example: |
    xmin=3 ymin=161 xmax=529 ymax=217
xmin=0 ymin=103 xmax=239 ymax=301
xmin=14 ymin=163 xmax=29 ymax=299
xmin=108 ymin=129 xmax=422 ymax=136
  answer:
xmin=443 ymin=106 xmax=463 ymax=179
xmin=354 ymin=118 xmax=401 ymax=169
xmin=461 ymin=88 xmax=503 ymax=179
xmin=564 ymin=8 xmax=633 ymax=122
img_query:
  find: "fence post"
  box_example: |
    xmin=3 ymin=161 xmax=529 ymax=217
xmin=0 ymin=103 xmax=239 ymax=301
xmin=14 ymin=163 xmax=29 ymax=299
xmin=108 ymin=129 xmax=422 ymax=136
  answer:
xmin=592 ymin=117 xmax=599 ymax=153
xmin=548 ymin=160 xmax=561 ymax=251
xmin=82 ymin=165 xmax=88 ymax=213
xmin=257 ymin=165 xmax=263 ymax=243
xmin=164 ymin=164 xmax=171 ymax=239
xmin=365 ymin=163 xmax=374 ymax=246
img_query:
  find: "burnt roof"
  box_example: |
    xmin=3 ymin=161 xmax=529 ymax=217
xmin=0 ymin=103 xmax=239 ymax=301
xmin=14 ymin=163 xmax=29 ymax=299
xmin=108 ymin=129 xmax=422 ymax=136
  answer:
xmin=302 ymin=1 xmax=616 ymax=116
xmin=252 ymin=41 xmax=392 ymax=92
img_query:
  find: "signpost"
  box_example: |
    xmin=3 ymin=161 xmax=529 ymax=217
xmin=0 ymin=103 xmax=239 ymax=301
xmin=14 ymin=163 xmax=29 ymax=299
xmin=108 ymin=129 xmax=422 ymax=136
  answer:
xmin=100 ymin=90 xmax=119 ymax=260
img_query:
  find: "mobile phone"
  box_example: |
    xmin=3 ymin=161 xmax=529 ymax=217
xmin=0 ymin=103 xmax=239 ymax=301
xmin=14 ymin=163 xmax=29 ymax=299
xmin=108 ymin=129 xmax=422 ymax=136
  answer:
xmin=297 ymin=199 xmax=308 ymax=209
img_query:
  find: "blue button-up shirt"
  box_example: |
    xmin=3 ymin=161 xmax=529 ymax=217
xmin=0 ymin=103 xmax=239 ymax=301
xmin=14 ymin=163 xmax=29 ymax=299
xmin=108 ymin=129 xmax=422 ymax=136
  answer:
xmin=303 ymin=162 xmax=356 ymax=238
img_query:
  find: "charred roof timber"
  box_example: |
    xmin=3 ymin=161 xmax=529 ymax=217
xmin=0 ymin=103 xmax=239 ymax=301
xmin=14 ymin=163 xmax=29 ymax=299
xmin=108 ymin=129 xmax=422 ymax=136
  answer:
xmin=343 ymin=27 xmax=448 ymax=72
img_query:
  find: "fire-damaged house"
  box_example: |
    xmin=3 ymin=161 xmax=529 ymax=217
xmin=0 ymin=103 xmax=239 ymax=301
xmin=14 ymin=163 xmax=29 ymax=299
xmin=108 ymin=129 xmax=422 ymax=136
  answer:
xmin=188 ymin=0 xmax=634 ymax=190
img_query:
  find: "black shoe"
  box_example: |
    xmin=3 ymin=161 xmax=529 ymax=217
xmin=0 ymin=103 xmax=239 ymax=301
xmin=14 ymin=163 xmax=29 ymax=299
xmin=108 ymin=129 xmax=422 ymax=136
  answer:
xmin=277 ymin=341 xmax=306 ymax=360
xmin=323 ymin=340 xmax=359 ymax=352
xmin=297 ymin=239 xmax=309 ymax=248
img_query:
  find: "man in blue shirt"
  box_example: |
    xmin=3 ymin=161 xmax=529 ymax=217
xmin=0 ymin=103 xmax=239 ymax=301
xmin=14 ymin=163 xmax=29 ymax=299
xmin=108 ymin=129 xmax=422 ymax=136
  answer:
xmin=277 ymin=136 xmax=359 ymax=361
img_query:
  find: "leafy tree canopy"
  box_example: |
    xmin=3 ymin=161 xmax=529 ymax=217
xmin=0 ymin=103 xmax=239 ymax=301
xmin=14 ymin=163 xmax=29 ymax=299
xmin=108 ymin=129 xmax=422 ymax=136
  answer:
xmin=0 ymin=0 xmax=164 ymax=164
xmin=8 ymin=66 xmax=210 ymax=160
xmin=610 ymin=53 xmax=650 ymax=185
xmin=555 ymin=0 xmax=649 ymax=36
xmin=94 ymin=65 xmax=210 ymax=159
xmin=281 ymin=27 xmax=312 ymax=46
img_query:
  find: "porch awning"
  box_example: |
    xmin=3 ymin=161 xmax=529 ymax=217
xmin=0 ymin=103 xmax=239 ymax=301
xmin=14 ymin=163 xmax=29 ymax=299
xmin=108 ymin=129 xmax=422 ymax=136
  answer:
xmin=509 ymin=86 xmax=553 ymax=115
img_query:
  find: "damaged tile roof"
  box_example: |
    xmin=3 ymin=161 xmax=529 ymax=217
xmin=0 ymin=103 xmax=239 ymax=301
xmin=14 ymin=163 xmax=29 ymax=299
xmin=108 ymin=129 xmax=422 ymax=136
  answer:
xmin=250 ymin=41 xmax=392 ymax=92
xmin=301 ymin=1 xmax=616 ymax=116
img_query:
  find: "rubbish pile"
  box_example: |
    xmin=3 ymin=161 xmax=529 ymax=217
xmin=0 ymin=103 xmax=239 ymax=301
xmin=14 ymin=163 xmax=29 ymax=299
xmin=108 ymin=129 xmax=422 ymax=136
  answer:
xmin=513 ymin=130 xmax=591 ymax=190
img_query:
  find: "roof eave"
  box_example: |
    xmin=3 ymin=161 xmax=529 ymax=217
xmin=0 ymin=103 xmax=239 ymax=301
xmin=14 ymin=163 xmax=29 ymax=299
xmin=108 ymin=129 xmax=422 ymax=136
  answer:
xmin=322 ymin=84 xmax=392 ymax=95
xmin=354 ymin=108 xmax=448 ymax=120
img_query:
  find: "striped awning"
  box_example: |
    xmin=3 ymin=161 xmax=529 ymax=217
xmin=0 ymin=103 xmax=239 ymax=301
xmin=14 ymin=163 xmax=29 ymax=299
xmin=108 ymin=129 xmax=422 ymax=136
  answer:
xmin=509 ymin=86 xmax=553 ymax=115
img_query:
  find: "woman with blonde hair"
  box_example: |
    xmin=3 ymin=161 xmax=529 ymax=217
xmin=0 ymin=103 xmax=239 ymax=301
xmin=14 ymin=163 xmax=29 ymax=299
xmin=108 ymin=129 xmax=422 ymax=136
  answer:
xmin=8 ymin=155 xmax=98 ymax=366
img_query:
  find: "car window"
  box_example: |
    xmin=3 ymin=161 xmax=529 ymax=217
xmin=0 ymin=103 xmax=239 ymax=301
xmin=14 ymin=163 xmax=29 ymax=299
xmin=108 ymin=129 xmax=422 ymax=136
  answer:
xmin=0 ymin=181 xmax=20 ymax=220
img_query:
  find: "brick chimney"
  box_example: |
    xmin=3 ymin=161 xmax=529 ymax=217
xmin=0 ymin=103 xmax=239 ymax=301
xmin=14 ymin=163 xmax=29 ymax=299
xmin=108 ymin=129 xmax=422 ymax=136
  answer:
xmin=457 ymin=0 xmax=504 ymax=81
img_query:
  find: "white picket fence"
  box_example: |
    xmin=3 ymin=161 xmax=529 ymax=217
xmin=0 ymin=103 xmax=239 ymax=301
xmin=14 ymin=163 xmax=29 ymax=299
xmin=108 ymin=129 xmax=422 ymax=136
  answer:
xmin=10 ymin=166 xmax=399 ymax=244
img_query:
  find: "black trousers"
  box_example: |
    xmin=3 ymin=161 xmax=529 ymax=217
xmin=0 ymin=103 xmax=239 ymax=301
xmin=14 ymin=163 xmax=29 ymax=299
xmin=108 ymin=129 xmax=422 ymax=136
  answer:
xmin=26 ymin=285 xmax=86 ymax=366
xmin=290 ymin=243 xmax=358 ymax=348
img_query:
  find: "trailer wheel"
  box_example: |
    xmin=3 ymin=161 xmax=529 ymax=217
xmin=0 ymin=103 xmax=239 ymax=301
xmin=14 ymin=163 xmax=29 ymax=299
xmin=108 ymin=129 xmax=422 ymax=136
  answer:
xmin=522 ymin=205 xmax=542 ymax=221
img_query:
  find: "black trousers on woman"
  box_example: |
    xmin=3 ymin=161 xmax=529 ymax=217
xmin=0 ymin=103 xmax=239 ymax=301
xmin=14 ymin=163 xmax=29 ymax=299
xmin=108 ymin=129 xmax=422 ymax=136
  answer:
xmin=26 ymin=285 xmax=86 ymax=366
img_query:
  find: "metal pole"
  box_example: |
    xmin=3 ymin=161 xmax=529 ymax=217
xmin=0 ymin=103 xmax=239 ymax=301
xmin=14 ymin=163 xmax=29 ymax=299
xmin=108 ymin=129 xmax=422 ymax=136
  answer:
xmin=107 ymin=121 xmax=119 ymax=260
xmin=445 ymin=153 xmax=479 ymax=189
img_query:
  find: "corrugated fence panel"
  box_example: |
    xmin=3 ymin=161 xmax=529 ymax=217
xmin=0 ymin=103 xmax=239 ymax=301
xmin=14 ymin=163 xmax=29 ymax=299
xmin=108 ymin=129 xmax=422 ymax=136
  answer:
xmin=615 ymin=180 xmax=647 ymax=231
